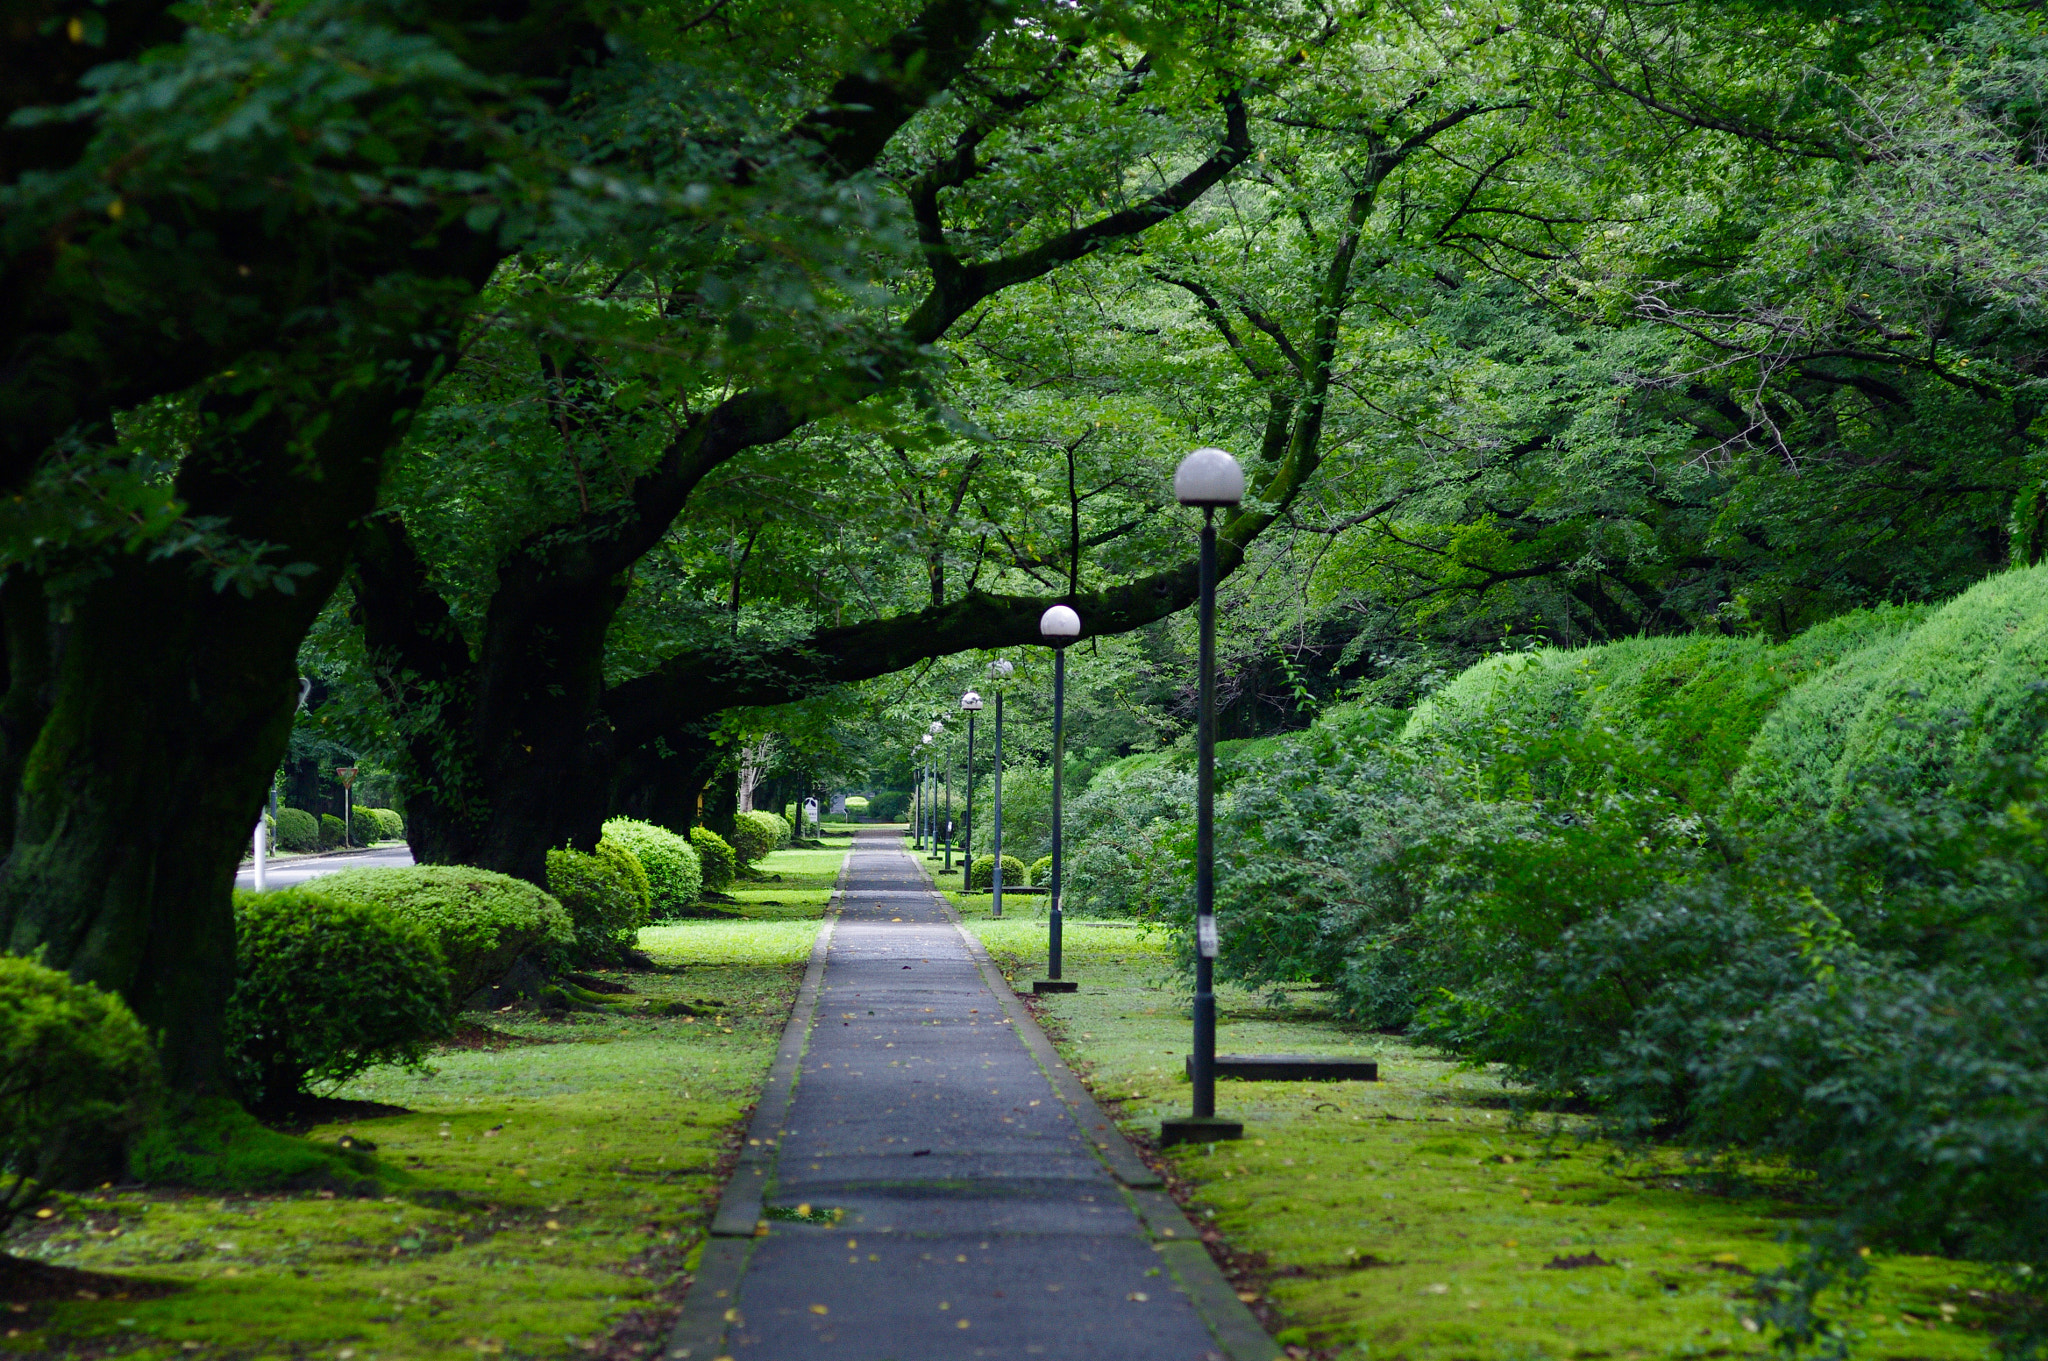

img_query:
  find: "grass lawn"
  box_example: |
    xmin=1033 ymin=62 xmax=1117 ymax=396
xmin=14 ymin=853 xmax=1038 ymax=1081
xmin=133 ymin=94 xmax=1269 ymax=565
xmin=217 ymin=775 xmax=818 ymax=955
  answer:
xmin=720 ymin=836 xmax=851 ymax=919
xmin=2 ymin=841 xmax=844 ymax=1361
xmin=958 ymin=911 xmax=1999 ymax=1361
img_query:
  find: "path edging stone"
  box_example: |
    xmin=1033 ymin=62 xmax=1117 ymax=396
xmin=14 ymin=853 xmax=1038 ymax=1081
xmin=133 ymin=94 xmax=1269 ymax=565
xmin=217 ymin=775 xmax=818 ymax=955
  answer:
xmin=667 ymin=851 xmax=849 ymax=1358
xmin=921 ymin=863 xmax=1281 ymax=1361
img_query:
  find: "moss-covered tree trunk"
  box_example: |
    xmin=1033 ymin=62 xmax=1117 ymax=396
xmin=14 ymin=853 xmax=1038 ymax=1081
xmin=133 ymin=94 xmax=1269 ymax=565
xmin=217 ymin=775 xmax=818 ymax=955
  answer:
xmin=0 ymin=380 xmax=426 ymax=1092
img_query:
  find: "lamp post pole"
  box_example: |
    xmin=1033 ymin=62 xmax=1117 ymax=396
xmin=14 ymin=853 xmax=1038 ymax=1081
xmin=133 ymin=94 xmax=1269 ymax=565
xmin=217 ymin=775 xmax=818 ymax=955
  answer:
xmin=943 ymin=752 xmax=954 ymax=873
xmin=1035 ymin=605 xmax=1082 ymax=995
xmin=987 ymin=658 xmax=1013 ymax=919
xmin=1162 ymin=447 xmax=1246 ymax=1147
xmin=959 ymin=690 xmax=983 ymax=891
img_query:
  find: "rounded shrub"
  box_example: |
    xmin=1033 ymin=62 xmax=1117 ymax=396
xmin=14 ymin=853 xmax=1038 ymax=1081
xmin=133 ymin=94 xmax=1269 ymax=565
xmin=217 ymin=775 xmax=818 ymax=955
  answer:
xmin=226 ymin=888 xmax=450 ymax=1112
xmin=349 ymin=806 xmax=384 ymax=844
xmin=0 ymin=955 xmax=162 ymax=1225
xmin=311 ymin=865 xmax=573 ymax=1006
xmin=602 ymin=818 xmax=704 ymax=916
xmin=968 ymin=854 xmax=1028 ymax=892
xmin=843 ymin=796 xmax=869 ymax=819
xmin=749 ymin=809 xmax=791 ymax=849
xmin=319 ymin=813 xmax=346 ymax=849
xmin=273 ymin=807 xmax=319 ymax=852
xmin=727 ymin=812 xmax=775 ymax=866
xmin=1029 ymin=855 xmax=1053 ymax=887
xmin=547 ymin=839 xmax=653 ymax=966
xmin=691 ymin=827 xmax=737 ymax=893
xmin=359 ymin=807 xmax=405 ymax=841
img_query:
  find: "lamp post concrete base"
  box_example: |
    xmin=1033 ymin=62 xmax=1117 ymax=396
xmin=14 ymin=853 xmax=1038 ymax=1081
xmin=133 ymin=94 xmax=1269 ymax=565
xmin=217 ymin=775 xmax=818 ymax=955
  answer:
xmin=1032 ymin=979 xmax=1078 ymax=995
xmin=1158 ymin=1115 xmax=1243 ymax=1147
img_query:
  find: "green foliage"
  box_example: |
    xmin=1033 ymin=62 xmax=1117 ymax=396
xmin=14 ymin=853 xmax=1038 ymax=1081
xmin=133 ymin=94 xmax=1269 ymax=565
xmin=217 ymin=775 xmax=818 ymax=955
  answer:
xmin=970 ymin=763 xmax=1052 ymax=862
xmin=226 ymin=888 xmax=450 ymax=1111
xmin=349 ymin=806 xmax=384 ymax=844
xmin=601 ymin=818 xmax=704 ymax=917
xmin=726 ymin=813 xmax=775 ymax=867
xmin=546 ymin=840 xmax=653 ymax=967
xmin=967 ymin=854 xmax=1028 ymax=892
xmin=1061 ymin=763 xmax=1195 ymax=919
xmin=273 ymin=807 xmax=319 ymax=851
xmin=310 ymin=865 xmax=573 ymax=1006
xmin=842 ymin=797 xmax=870 ymax=818
xmin=1158 ymin=577 xmax=2048 ymax=1355
xmin=863 ymin=791 xmax=909 ymax=822
xmin=691 ymin=827 xmax=737 ymax=893
xmin=1028 ymin=854 xmax=1052 ymax=887
xmin=0 ymin=955 xmax=161 ymax=1228
xmin=748 ymin=809 xmax=791 ymax=848
xmin=319 ymin=813 xmax=346 ymax=849
xmin=360 ymin=807 xmax=405 ymax=840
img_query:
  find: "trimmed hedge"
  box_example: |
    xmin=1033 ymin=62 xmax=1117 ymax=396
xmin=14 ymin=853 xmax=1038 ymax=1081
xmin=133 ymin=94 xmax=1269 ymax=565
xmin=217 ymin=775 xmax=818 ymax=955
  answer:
xmin=968 ymin=854 xmax=1028 ymax=892
xmin=0 ymin=955 xmax=162 ymax=1227
xmin=843 ymin=796 xmax=869 ymax=818
xmin=602 ymin=818 xmax=704 ymax=916
xmin=356 ymin=807 xmax=405 ymax=841
xmin=226 ymin=888 xmax=450 ymax=1111
xmin=273 ymin=807 xmax=319 ymax=852
xmin=1029 ymin=854 xmax=1053 ymax=887
xmin=727 ymin=812 xmax=775 ymax=866
xmin=691 ymin=827 xmax=737 ymax=893
xmin=748 ymin=809 xmax=791 ymax=849
xmin=547 ymin=839 xmax=653 ymax=966
xmin=319 ymin=813 xmax=346 ymax=849
xmin=310 ymin=865 xmax=573 ymax=1006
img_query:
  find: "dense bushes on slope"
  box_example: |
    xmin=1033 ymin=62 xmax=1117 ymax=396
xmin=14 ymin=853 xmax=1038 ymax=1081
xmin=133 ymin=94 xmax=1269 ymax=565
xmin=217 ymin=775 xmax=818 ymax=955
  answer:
xmin=1059 ymin=567 xmax=2048 ymax=1353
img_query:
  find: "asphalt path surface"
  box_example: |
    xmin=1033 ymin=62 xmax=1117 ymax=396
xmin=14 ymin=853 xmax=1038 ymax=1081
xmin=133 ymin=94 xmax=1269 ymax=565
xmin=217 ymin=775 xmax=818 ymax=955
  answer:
xmin=234 ymin=844 xmax=414 ymax=891
xmin=721 ymin=830 xmax=1224 ymax=1360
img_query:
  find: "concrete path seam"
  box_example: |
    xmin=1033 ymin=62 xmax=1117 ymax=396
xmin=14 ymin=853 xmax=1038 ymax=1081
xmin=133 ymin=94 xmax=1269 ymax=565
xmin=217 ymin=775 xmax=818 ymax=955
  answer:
xmin=910 ymin=854 xmax=1281 ymax=1361
xmin=668 ymin=857 xmax=846 ymax=1360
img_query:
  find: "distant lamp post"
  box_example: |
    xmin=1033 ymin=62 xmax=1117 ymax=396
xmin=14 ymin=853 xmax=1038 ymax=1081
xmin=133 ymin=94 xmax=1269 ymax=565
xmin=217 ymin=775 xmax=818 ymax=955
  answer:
xmin=959 ymin=690 xmax=983 ymax=890
xmin=921 ymin=731 xmax=937 ymax=856
xmin=1162 ymin=447 xmax=1246 ymax=1147
xmin=335 ymin=765 xmax=359 ymax=850
xmin=987 ymin=657 xmax=1014 ymax=918
xmin=1035 ymin=604 xmax=1082 ymax=996
xmin=927 ymin=721 xmax=946 ymax=860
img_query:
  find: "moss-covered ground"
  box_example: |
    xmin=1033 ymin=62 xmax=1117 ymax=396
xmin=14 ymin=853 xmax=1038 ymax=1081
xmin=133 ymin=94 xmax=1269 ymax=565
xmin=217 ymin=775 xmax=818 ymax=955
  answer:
xmin=956 ymin=908 xmax=1997 ymax=1361
xmin=1 ymin=842 xmax=845 ymax=1361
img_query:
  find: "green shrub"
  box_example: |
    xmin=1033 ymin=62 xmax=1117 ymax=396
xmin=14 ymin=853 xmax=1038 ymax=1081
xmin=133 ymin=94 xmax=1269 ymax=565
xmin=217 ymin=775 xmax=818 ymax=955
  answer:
xmin=226 ymin=888 xmax=450 ymax=1111
xmin=547 ymin=839 xmax=653 ymax=966
xmin=310 ymin=865 xmax=573 ymax=1006
xmin=1062 ymin=764 xmax=1196 ymax=919
xmin=0 ymin=955 xmax=162 ymax=1228
xmin=967 ymin=854 xmax=1028 ymax=892
xmin=1029 ymin=855 xmax=1053 ymax=886
xmin=319 ymin=813 xmax=346 ymax=849
xmin=349 ymin=806 xmax=383 ymax=844
xmin=749 ymin=809 xmax=791 ymax=849
xmin=691 ymin=827 xmax=736 ymax=892
xmin=601 ymin=818 xmax=704 ymax=916
xmin=273 ymin=807 xmax=319 ymax=852
xmin=843 ymin=796 xmax=869 ymax=819
xmin=358 ymin=807 xmax=405 ymax=841
xmin=865 ymin=790 xmax=910 ymax=822
xmin=727 ymin=812 xmax=775 ymax=866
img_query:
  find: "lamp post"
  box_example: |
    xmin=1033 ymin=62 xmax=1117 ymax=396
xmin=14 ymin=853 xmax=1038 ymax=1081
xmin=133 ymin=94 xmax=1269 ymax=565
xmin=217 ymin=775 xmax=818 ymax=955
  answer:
xmin=921 ymin=731 xmax=939 ymax=858
xmin=987 ymin=657 xmax=1014 ymax=918
xmin=942 ymin=747 xmax=955 ymax=873
xmin=959 ymin=690 xmax=983 ymax=890
xmin=927 ymin=720 xmax=946 ymax=860
xmin=1162 ymin=446 xmax=1246 ymax=1147
xmin=1035 ymin=605 xmax=1082 ymax=996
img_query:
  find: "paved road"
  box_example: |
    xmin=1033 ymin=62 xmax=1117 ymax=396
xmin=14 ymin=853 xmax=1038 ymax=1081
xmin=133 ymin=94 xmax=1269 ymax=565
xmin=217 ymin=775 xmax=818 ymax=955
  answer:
xmin=234 ymin=844 xmax=414 ymax=891
xmin=720 ymin=829 xmax=1224 ymax=1360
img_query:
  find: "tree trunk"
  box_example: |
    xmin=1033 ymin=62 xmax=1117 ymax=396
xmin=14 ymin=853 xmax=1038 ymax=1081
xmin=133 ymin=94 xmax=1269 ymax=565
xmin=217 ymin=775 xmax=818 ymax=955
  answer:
xmin=0 ymin=389 xmax=400 ymax=1091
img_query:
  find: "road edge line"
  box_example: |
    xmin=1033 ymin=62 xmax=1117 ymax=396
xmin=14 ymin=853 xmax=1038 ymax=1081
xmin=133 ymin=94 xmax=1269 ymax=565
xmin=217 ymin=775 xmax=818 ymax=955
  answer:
xmin=666 ymin=839 xmax=849 ymax=1359
xmin=915 ymin=863 xmax=1280 ymax=1361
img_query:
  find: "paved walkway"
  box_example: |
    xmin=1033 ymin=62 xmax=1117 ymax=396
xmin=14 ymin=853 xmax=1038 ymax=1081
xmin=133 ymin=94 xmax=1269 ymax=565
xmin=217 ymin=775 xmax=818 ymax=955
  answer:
xmin=707 ymin=829 xmax=1229 ymax=1360
xmin=234 ymin=844 xmax=413 ymax=891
